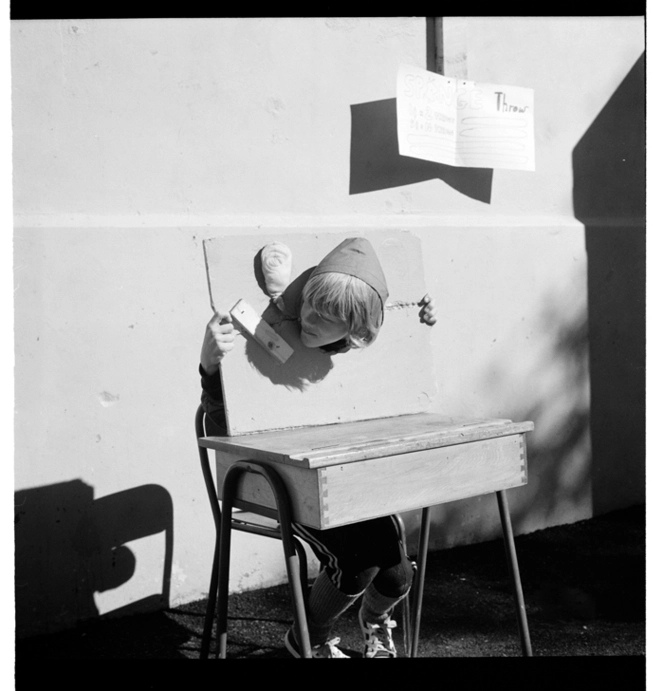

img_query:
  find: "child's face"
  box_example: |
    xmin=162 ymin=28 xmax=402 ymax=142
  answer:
xmin=299 ymin=299 xmax=349 ymax=348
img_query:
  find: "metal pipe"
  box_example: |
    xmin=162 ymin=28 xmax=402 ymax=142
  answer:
xmin=216 ymin=466 xmax=239 ymax=659
xmin=393 ymin=513 xmax=412 ymax=655
xmin=496 ymin=490 xmax=533 ymax=656
xmin=426 ymin=17 xmax=445 ymax=75
xmin=196 ymin=406 xmax=221 ymax=659
xmin=409 ymin=506 xmax=431 ymax=657
xmin=216 ymin=461 xmax=312 ymax=658
xmin=200 ymin=537 xmax=219 ymax=659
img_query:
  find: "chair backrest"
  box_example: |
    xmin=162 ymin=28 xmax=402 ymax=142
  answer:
xmin=196 ymin=405 xmax=222 ymax=528
xmin=203 ymin=230 xmax=437 ymax=436
xmin=196 ymin=404 xmax=282 ymax=523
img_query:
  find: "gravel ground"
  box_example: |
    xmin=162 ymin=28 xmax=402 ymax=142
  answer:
xmin=15 ymin=504 xmax=645 ymax=684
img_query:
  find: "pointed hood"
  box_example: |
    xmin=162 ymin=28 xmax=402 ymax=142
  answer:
xmin=309 ymin=237 xmax=389 ymax=307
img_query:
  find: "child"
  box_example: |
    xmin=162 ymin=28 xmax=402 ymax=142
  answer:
xmin=199 ymin=237 xmax=437 ymax=658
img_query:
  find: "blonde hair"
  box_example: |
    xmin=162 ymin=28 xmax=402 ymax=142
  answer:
xmin=302 ymin=271 xmax=384 ymax=348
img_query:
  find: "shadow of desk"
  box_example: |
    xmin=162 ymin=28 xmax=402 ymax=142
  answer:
xmin=200 ymin=413 xmax=534 ymax=656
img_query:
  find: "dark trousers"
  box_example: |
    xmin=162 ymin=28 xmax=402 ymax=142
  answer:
xmin=292 ymin=515 xmax=414 ymax=597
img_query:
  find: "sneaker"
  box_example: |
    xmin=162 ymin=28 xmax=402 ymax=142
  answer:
xmin=358 ymin=612 xmax=398 ymax=658
xmin=284 ymin=627 xmax=350 ymax=658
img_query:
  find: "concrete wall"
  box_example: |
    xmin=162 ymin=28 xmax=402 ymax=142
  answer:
xmin=12 ymin=17 xmax=645 ymax=636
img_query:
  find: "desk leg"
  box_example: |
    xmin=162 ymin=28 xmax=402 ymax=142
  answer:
xmin=496 ymin=490 xmax=533 ymax=657
xmin=409 ymin=506 xmax=431 ymax=658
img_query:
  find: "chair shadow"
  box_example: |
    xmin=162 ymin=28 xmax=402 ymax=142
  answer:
xmin=15 ymin=480 xmax=174 ymax=639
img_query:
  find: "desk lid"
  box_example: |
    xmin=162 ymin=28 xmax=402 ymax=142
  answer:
xmin=199 ymin=413 xmax=534 ymax=468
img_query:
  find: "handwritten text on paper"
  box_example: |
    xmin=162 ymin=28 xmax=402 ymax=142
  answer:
xmin=396 ymin=64 xmax=535 ymax=171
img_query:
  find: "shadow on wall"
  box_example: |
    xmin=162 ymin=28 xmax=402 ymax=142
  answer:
xmin=573 ymin=51 xmax=646 ymax=515
xmin=494 ymin=277 xmax=592 ymax=536
xmin=400 ymin=51 xmax=646 ymax=551
xmin=349 ymin=98 xmax=493 ymax=203
xmin=401 ymin=264 xmax=593 ymax=550
xmin=15 ymin=481 xmax=173 ymax=638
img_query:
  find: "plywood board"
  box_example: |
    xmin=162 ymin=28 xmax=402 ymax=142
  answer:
xmin=204 ymin=231 xmax=437 ymax=435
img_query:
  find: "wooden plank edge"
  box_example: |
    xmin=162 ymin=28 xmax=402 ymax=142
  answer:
xmin=298 ymin=430 xmax=534 ymax=467
xmin=199 ymin=422 xmax=534 ymax=469
xmin=298 ymin=420 xmax=535 ymax=463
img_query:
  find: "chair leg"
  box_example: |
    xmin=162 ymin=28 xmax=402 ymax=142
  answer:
xmin=409 ymin=506 xmax=432 ymax=658
xmin=215 ymin=481 xmax=236 ymax=659
xmin=392 ymin=514 xmax=412 ymax=656
xmin=214 ymin=461 xmax=313 ymax=659
xmin=197 ymin=407 xmax=224 ymax=658
xmin=203 ymin=521 xmax=309 ymax=659
xmin=279 ymin=524 xmax=312 ymax=658
xmin=496 ymin=490 xmax=533 ymax=657
xmin=200 ymin=536 xmax=220 ymax=659
xmin=400 ymin=575 xmax=412 ymax=656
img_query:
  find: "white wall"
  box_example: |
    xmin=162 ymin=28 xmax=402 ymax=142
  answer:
xmin=12 ymin=17 xmax=645 ymax=635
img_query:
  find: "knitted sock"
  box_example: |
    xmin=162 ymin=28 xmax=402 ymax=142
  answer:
xmin=359 ymin=581 xmax=409 ymax=625
xmin=305 ymin=570 xmax=363 ymax=646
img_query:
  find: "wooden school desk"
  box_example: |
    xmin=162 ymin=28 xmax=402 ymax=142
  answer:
xmin=200 ymin=411 xmax=534 ymax=658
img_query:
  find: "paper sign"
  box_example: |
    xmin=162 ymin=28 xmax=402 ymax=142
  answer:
xmin=396 ymin=64 xmax=535 ymax=171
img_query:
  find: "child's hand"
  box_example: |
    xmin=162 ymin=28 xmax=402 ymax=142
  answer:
xmin=418 ymin=294 xmax=438 ymax=326
xmin=200 ymin=311 xmax=237 ymax=374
